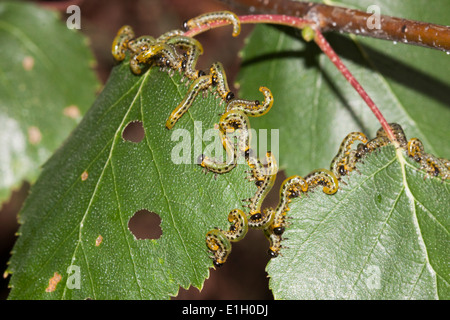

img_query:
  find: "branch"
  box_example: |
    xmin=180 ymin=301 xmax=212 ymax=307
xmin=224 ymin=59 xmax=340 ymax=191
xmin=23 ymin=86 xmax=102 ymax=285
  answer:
xmin=218 ymin=0 xmax=450 ymax=52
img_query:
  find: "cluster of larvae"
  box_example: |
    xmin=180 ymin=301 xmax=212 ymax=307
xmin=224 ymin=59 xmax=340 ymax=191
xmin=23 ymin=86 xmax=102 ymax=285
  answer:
xmin=207 ymin=123 xmax=449 ymax=267
xmin=111 ymin=13 xmax=449 ymax=268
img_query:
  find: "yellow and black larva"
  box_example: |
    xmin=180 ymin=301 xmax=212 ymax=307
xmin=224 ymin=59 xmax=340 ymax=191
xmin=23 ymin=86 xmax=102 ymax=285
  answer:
xmin=226 ymin=86 xmax=274 ymax=117
xmin=166 ymin=35 xmax=204 ymax=80
xmin=199 ymin=110 xmax=251 ymax=174
xmin=111 ymin=13 xmax=241 ymax=130
xmin=246 ymin=152 xmax=278 ymax=229
xmin=210 ymin=62 xmax=235 ymax=102
xmin=112 ymin=17 xmax=449 ymax=268
xmin=205 ymin=122 xmax=449 ymax=267
xmin=376 ymin=122 xmax=407 ymax=148
xmin=127 ymin=36 xmax=156 ymax=74
xmin=338 ymin=123 xmax=407 ymax=176
xmin=407 ymin=137 xmax=450 ymax=180
xmin=330 ymin=132 xmax=368 ymax=179
xmin=182 ymin=11 xmax=241 ymax=37
xmin=164 ymin=60 xmax=235 ymax=130
xmin=305 ymin=169 xmax=339 ymax=195
xmin=136 ymin=43 xmax=184 ymax=72
xmin=355 ymin=123 xmax=406 ymax=158
xmin=206 ymin=209 xmax=248 ymax=267
xmin=111 ymin=25 xmax=135 ymax=62
xmin=166 ymin=74 xmax=213 ymax=130
xmin=264 ymin=175 xmax=309 ymax=257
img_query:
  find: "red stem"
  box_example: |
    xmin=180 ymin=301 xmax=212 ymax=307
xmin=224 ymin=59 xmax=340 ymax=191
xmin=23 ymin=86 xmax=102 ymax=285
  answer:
xmin=313 ymin=29 xmax=396 ymax=143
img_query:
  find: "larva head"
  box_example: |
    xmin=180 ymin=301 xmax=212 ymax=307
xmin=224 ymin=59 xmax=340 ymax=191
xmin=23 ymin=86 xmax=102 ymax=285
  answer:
xmin=255 ymin=179 xmax=264 ymax=187
xmin=249 ymin=212 xmax=262 ymax=222
xmin=226 ymin=92 xmax=235 ymax=102
xmin=272 ymin=226 xmax=285 ymax=236
xmin=338 ymin=164 xmax=347 ymax=177
xmin=213 ymin=260 xmax=224 ymax=268
xmin=268 ymin=249 xmax=279 ymax=258
xmin=182 ymin=20 xmax=189 ymax=31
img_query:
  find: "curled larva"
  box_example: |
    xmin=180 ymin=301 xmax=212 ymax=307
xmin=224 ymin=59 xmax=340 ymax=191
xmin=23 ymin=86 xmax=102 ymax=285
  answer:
xmin=198 ymin=134 xmax=237 ymax=175
xmin=219 ymin=110 xmax=251 ymax=153
xmin=421 ymin=154 xmax=450 ymax=179
xmin=183 ymin=11 xmax=241 ymax=37
xmin=200 ymin=110 xmax=252 ymax=174
xmin=166 ymin=35 xmax=204 ymax=55
xmin=112 ymin=25 xmax=135 ymax=61
xmin=136 ymin=43 xmax=183 ymax=70
xmin=246 ymin=153 xmax=278 ymax=229
xmin=246 ymin=151 xmax=278 ymax=183
xmin=407 ymin=138 xmax=449 ymax=180
xmin=222 ymin=209 xmax=249 ymax=242
xmin=305 ymin=169 xmax=339 ymax=195
xmin=166 ymin=74 xmax=212 ymax=129
xmin=128 ymin=36 xmax=157 ymax=74
xmin=275 ymin=175 xmax=308 ymax=215
xmin=376 ymin=123 xmax=407 ymax=148
xmin=264 ymin=175 xmax=308 ymax=257
xmin=128 ymin=35 xmax=156 ymax=54
xmin=210 ymin=62 xmax=234 ymax=102
xmin=226 ymin=86 xmax=274 ymax=117
xmin=264 ymin=226 xmax=284 ymax=258
xmin=206 ymin=209 xmax=248 ymax=267
xmin=330 ymin=131 xmax=368 ymax=178
xmin=273 ymin=175 xmax=308 ymax=221
xmin=205 ymin=229 xmax=231 ymax=268
xmin=166 ymin=35 xmax=204 ymax=80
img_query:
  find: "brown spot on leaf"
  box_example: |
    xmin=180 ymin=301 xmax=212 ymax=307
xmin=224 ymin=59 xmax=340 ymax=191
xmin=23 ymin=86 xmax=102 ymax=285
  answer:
xmin=28 ymin=126 xmax=42 ymax=145
xmin=63 ymin=105 xmax=81 ymax=119
xmin=22 ymin=56 xmax=34 ymax=71
xmin=95 ymin=235 xmax=103 ymax=246
xmin=45 ymin=272 xmax=62 ymax=292
xmin=81 ymin=170 xmax=88 ymax=181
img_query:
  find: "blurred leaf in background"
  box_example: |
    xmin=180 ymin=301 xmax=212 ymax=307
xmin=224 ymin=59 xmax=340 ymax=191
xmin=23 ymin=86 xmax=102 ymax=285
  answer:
xmin=0 ymin=1 xmax=100 ymax=203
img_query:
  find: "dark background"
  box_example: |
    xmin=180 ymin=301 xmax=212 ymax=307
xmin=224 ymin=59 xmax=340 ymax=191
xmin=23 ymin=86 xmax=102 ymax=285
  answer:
xmin=0 ymin=0 xmax=284 ymax=300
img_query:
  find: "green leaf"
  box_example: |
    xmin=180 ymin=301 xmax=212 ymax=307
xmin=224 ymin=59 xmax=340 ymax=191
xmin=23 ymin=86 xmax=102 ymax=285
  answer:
xmin=7 ymin=59 xmax=256 ymax=299
xmin=237 ymin=0 xmax=450 ymax=176
xmin=267 ymin=146 xmax=449 ymax=299
xmin=0 ymin=1 xmax=99 ymax=203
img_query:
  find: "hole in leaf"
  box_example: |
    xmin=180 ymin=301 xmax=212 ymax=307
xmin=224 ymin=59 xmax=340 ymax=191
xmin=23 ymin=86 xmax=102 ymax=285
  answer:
xmin=122 ymin=120 xmax=145 ymax=143
xmin=128 ymin=209 xmax=162 ymax=240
